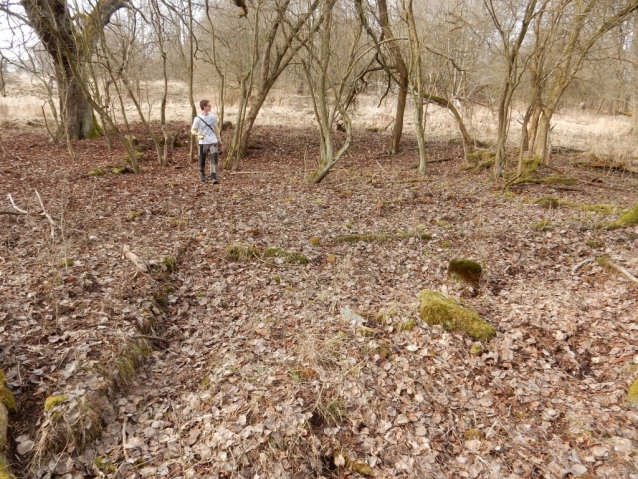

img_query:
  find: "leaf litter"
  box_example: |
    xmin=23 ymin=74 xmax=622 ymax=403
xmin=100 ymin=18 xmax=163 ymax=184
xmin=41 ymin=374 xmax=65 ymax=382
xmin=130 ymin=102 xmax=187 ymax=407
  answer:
xmin=0 ymin=125 xmax=637 ymax=478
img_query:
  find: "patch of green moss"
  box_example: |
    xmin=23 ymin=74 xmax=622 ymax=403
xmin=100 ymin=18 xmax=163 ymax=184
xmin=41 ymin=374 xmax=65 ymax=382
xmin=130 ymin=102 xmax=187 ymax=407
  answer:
xmin=607 ymin=203 xmax=638 ymax=230
xmin=88 ymin=169 xmax=105 ymax=177
xmin=374 ymin=305 xmax=398 ymax=325
xmin=111 ymin=167 xmax=128 ymax=175
xmin=167 ymin=217 xmax=187 ymax=228
xmin=122 ymin=151 xmax=145 ymax=162
xmin=439 ymin=241 xmax=453 ymax=249
xmin=310 ymin=237 xmax=321 ymax=246
xmin=419 ymin=290 xmax=496 ymax=341
xmin=162 ymin=256 xmax=177 ymax=272
xmin=396 ymin=319 xmax=416 ymax=332
xmin=60 ymin=259 xmax=73 ymax=267
xmin=128 ymin=211 xmax=141 ymax=221
xmin=464 ymin=429 xmax=484 ymax=440
xmin=44 ymin=395 xmax=67 ymax=413
xmin=535 ymin=197 xmax=560 ymax=209
xmin=375 ymin=342 xmax=392 ymax=359
xmin=348 ymin=460 xmax=373 ymax=476
xmin=542 ymin=176 xmax=576 ymax=185
xmin=198 ymin=376 xmax=212 ymax=390
xmin=447 ymin=259 xmax=482 ymax=287
xmin=94 ymin=457 xmax=116 ymax=474
xmin=334 ymin=232 xmax=431 ymax=244
xmin=0 ymin=387 xmax=16 ymax=413
xmin=0 ymin=455 xmax=12 ymax=479
xmin=576 ymin=203 xmax=618 ymax=215
xmin=628 ymin=378 xmax=638 ymax=404
xmin=225 ymin=244 xmax=259 ymax=261
xmin=586 ymin=240 xmax=605 ymax=249
xmin=115 ymin=340 xmax=153 ymax=385
xmin=470 ymin=344 xmax=484 ymax=356
xmin=264 ymin=248 xmax=308 ymax=265
xmin=533 ymin=220 xmax=553 ymax=231
xmin=355 ymin=328 xmax=373 ymax=337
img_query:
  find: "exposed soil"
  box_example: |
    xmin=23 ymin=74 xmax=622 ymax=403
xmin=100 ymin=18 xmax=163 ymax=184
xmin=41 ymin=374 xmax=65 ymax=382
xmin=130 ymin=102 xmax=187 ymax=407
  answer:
xmin=1 ymin=124 xmax=637 ymax=478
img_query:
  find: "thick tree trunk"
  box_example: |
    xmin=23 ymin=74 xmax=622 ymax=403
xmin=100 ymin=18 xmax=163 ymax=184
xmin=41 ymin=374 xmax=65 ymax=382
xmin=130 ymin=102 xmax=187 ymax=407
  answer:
xmin=58 ymin=72 xmax=99 ymax=140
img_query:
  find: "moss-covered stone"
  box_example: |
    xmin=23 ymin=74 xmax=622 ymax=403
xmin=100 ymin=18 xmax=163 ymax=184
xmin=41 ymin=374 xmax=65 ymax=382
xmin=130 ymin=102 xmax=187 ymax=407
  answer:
xmin=310 ymin=237 xmax=321 ymax=246
xmin=419 ymin=290 xmax=496 ymax=341
xmin=44 ymin=395 xmax=67 ymax=413
xmin=264 ymin=248 xmax=308 ymax=265
xmin=112 ymin=167 xmax=128 ymax=175
xmin=628 ymin=378 xmax=638 ymax=404
xmin=225 ymin=244 xmax=259 ymax=260
xmin=448 ymin=259 xmax=482 ymax=288
xmin=88 ymin=169 xmax=105 ymax=177
xmin=607 ymin=203 xmax=638 ymax=229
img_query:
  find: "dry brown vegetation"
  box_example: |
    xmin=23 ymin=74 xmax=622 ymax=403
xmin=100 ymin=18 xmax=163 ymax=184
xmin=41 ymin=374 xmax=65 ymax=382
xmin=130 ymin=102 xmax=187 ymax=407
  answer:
xmin=1 ymin=99 xmax=638 ymax=478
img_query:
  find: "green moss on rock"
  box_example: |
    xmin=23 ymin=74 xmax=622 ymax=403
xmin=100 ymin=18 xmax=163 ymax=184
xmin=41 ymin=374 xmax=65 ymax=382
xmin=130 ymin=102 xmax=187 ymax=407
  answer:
xmin=88 ymin=169 xmax=105 ymax=177
xmin=419 ymin=290 xmax=496 ymax=341
xmin=448 ymin=259 xmax=482 ymax=288
xmin=112 ymin=167 xmax=128 ymax=175
xmin=586 ymin=240 xmax=605 ymax=249
xmin=628 ymin=378 xmax=638 ymax=404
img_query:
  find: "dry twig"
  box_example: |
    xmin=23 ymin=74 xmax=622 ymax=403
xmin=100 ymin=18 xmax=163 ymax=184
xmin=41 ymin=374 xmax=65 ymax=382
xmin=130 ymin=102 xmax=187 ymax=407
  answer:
xmin=122 ymin=245 xmax=149 ymax=272
xmin=35 ymin=189 xmax=56 ymax=239
xmin=7 ymin=193 xmax=28 ymax=214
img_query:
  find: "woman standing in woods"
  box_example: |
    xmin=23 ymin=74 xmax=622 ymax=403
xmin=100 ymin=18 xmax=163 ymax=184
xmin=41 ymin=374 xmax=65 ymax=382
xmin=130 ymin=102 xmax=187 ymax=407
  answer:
xmin=191 ymin=100 xmax=222 ymax=184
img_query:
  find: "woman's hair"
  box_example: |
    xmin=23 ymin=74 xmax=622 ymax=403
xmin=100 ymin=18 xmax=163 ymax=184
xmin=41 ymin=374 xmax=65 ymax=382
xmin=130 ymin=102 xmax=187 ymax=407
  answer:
xmin=200 ymin=99 xmax=210 ymax=110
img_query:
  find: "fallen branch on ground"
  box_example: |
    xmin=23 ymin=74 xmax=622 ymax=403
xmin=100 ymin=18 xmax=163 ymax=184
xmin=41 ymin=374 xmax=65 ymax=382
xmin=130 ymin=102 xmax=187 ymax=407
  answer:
xmin=7 ymin=194 xmax=28 ymax=214
xmin=122 ymin=245 xmax=148 ymax=272
xmin=572 ymin=258 xmax=594 ymax=274
xmin=606 ymin=260 xmax=638 ymax=285
xmin=35 ymin=190 xmax=56 ymax=239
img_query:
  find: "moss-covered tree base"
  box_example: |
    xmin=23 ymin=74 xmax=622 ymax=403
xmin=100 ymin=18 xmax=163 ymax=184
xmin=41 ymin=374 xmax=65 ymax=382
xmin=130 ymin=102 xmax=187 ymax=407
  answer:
xmin=419 ymin=290 xmax=496 ymax=341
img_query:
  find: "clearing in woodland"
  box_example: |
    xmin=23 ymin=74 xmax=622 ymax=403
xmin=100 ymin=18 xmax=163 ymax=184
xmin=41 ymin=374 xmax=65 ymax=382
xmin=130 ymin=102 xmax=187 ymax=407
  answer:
xmin=1 ymin=120 xmax=638 ymax=478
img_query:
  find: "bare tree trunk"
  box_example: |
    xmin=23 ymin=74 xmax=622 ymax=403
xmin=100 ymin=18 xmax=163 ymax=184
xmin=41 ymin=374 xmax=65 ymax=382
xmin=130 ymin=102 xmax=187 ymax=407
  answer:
xmin=377 ymin=0 xmax=408 ymax=154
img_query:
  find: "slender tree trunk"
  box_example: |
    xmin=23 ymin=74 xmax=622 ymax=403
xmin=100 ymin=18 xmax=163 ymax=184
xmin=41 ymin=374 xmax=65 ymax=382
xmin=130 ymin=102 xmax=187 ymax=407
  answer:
xmin=377 ymin=0 xmax=408 ymax=154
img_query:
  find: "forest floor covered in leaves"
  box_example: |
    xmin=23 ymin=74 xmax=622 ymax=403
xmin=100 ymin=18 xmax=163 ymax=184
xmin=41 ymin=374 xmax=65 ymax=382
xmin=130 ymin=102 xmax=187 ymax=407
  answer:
xmin=1 ymin=125 xmax=637 ymax=479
